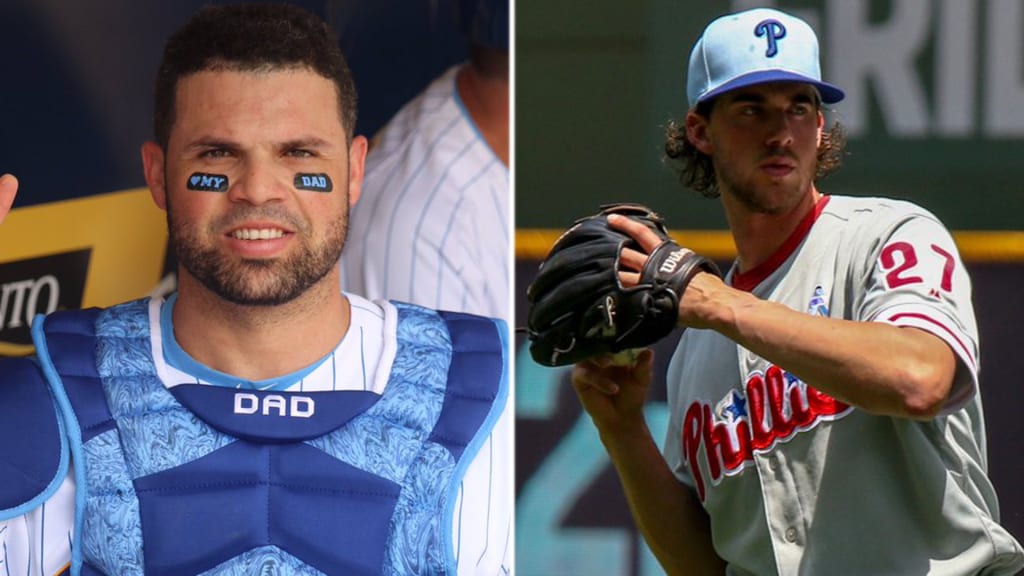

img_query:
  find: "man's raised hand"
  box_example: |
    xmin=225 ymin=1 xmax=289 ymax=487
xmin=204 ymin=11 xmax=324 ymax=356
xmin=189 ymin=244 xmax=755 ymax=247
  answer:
xmin=0 ymin=174 xmax=18 ymax=225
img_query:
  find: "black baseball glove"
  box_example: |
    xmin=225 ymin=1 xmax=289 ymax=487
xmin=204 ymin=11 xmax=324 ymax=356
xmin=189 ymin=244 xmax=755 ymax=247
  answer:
xmin=526 ymin=203 xmax=720 ymax=367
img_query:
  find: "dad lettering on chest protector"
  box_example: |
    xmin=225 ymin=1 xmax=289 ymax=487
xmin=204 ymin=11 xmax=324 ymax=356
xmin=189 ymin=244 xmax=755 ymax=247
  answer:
xmin=233 ymin=391 xmax=316 ymax=418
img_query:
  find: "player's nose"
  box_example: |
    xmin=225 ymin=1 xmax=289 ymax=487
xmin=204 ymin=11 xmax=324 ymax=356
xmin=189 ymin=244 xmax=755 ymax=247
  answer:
xmin=227 ymin=158 xmax=289 ymax=205
xmin=764 ymin=110 xmax=795 ymax=148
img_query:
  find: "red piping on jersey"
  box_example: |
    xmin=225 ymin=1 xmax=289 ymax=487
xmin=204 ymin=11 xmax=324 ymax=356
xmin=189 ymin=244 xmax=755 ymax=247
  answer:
xmin=885 ymin=312 xmax=976 ymax=371
xmin=731 ymin=195 xmax=831 ymax=292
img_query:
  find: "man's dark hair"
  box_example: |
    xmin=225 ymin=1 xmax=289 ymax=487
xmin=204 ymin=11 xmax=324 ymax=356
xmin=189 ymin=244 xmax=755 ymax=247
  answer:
xmin=664 ymin=96 xmax=846 ymax=198
xmin=153 ymin=3 xmax=357 ymax=149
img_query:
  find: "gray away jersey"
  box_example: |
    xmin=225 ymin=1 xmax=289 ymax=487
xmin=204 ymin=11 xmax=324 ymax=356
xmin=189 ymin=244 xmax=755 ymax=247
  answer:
xmin=662 ymin=195 xmax=1024 ymax=575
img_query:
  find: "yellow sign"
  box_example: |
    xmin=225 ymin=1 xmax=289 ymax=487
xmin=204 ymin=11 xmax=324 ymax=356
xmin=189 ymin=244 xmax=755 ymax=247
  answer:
xmin=0 ymin=188 xmax=167 ymax=355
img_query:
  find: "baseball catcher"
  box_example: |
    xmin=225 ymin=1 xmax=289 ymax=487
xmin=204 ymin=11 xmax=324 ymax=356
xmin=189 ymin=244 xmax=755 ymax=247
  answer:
xmin=526 ymin=203 xmax=720 ymax=366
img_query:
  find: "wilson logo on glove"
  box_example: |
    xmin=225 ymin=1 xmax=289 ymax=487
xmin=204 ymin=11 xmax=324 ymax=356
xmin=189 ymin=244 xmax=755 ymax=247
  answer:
xmin=525 ymin=203 xmax=720 ymax=366
xmin=659 ymin=248 xmax=689 ymax=274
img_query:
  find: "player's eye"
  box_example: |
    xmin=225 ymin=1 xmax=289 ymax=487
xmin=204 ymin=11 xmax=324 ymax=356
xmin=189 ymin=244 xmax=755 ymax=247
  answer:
xmin=200 ymin=148 xmax=232 ymax=159
xmin=286 ymin=148 xmax=315 ymax=158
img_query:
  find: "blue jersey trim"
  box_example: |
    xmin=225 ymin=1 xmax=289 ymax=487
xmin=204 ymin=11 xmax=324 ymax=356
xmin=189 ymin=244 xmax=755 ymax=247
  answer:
xmin=160 ymin=294 xmax=329 ymax=391
xmin=358 ymin=326 xmax=367 ymax=390
xmin=450 ymin=72 xmax=508 ymax=176
xmin=30 ymin=314 xmax=87 ymax=575
xmin=441 ymin=316 xmax=509 ymax=573
xmin=0 ymin=356 xmax=69 ymax=521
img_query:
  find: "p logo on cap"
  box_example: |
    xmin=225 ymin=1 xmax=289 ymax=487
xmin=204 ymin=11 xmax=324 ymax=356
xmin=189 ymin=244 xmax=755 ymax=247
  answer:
xmin=755 ymin=19 xmax=786 ymax=57
xmin=686 ymin=8 xmax=844 ymax=108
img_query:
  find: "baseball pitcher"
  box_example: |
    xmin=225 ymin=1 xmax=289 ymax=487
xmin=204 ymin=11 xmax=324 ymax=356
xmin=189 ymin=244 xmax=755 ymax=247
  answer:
xmin=527 ymin=7 xmax=1023 ymax=575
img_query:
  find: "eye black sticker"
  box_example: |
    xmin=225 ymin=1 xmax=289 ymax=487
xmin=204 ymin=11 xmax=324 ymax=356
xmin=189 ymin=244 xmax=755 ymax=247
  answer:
xmin=187 ymin=173 xmax=229 ymax=192
xmin=294 ymin=173 xmax=333 ymax=192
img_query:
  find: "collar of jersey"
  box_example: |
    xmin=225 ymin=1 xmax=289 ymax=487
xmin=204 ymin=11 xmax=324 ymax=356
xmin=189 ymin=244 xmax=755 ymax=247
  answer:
xmin=452 ymin=65 xmax=509 ymax=174
xmin=731 ymin=195 xmax=831 ymax=292
xmin=160 ymin=293 xmax=329 ymax=391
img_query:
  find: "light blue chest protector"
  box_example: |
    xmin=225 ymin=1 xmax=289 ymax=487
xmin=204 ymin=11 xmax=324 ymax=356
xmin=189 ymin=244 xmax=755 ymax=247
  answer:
xmin=0 ymin=298 xmax=507 ymax=576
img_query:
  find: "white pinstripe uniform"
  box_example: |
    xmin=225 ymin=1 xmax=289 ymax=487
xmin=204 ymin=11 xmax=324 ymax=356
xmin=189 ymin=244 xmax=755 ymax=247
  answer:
xmin=341 ymin=65 xmax=510 ymax=321
xmin=0 ymin=293 xmax=511 ymax=576
xmin=662 ymin=196 xmax=1024 ymax=575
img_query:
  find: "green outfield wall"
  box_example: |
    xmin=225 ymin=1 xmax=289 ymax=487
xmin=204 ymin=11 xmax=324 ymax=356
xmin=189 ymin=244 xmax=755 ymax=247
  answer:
xmin=516 ymin=0 xmax=1024 ymax=232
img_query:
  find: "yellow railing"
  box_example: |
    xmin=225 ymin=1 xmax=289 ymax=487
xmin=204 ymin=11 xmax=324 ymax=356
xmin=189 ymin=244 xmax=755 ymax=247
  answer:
xmin=516 ymin=229 xmax=1024 ymax=262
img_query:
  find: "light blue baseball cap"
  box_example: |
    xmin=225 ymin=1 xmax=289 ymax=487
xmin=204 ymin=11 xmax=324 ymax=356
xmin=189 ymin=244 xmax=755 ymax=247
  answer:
xmin=686 ymin=8 xmax=844 ymax=108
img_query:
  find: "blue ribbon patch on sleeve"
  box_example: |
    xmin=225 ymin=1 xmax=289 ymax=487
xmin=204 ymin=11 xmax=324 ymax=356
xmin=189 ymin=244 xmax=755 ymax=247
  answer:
xmin=294 ymin=173 xmax=333 ymax=192
xmin=187 ymin=173 xmax=229 ymax=192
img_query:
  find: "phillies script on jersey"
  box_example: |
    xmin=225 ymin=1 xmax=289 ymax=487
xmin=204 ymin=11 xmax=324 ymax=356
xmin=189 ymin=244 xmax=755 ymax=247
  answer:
xmin=681 ymin=365 xmax=854 ymax=500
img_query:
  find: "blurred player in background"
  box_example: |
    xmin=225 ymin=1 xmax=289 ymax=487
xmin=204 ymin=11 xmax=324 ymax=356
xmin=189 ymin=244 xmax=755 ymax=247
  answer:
xmin=0 ymin=4 xmax=509 ymax=575
xmin=342 ymin=0 xmax=510 ymax=320
xmin=571 ymin=7 xmax=1024 ymax=574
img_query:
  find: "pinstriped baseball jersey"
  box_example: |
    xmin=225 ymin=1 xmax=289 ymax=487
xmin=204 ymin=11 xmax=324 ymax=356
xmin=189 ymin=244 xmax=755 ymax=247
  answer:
xmin=0 ymin=293 xmax=511 ymax=576
xmin=662 ymin=195 xmax=1024 ymax=575
xmin=341 ymin=65 xmax=510 ymax=321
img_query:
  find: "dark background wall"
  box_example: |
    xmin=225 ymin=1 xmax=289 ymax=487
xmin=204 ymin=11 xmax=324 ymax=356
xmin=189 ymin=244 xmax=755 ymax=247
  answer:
xmin=515 ymin=1 xmax=1024 ymax=574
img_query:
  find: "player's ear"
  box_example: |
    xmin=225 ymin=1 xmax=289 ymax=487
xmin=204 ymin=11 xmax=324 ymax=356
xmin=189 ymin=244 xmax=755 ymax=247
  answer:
xmin=346 ymin=135 xmax=368 ymax=208
xmin=685 ymin=111 xmax=713 ymax=156
xmin=141 ymin=141 xmax=168 ymax=211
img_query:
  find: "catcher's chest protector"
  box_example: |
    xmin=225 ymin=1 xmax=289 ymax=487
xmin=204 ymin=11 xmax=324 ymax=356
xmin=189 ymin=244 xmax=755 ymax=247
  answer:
xmin=33 ymin=300 xmax=503 ymax=576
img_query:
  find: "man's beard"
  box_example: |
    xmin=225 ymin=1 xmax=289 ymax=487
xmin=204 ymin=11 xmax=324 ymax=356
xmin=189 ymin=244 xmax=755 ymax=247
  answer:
xmin=728 ymin=182 xmax=788 ymax=215
xmin=717 ymin=154 xmax=809 ymax=216
xmin=168 ymin=203 xmax=347 ymax=307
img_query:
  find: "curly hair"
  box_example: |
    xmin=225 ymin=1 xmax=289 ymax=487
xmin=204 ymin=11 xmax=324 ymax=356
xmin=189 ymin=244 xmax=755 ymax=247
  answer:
xmin=664 ymin=98 xmax=847 ymax=198
xmin=153 ymin=3 xmax=357 ymax=149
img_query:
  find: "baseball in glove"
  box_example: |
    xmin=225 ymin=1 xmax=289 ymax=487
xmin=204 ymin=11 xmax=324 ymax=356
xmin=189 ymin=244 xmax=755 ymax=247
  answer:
xmin=526 ymin=203 xmax=721 ymax=367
